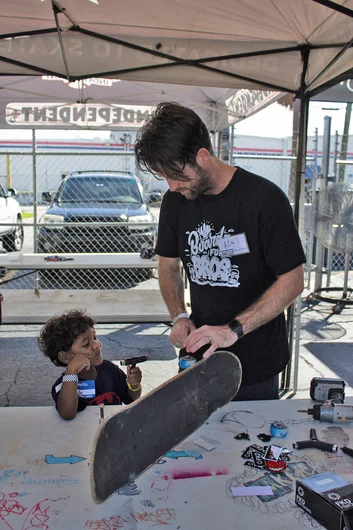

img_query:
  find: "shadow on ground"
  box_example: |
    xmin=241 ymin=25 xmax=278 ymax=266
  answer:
xmin=304 ymin=342 xmax=353 ymax=387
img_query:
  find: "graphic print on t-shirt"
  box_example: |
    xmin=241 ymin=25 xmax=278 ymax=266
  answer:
xmin=186 ymin=221 xmax=240 ymax=287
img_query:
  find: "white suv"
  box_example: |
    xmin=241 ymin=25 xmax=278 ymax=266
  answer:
xmin=0 ymin=185 xmax=24 ymax=252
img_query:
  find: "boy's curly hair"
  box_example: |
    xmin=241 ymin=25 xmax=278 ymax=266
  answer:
xmin=38 ymin=309 xmax=96 ymax=367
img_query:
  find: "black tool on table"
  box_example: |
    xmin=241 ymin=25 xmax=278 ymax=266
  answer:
xmin=293 ymin=428 xmax=338 ymax=453
xmin=341 ymin=446 xmax=353 ymax=458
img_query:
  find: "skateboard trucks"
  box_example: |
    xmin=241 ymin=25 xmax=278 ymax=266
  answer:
xmin=293 ymin=428 xmax=338 ymax=453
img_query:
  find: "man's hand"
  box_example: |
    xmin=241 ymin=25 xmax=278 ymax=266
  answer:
xmin=65 ymin=354 xmax=91 ymax=375
xmin=184 ymin=325 xmax=238 ymax=358
xmin=169 ymin=318 xmax=196 ymax=349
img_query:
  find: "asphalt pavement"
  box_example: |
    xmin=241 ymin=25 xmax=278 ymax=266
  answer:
xmin=1 ymin=275 xmax=353 ymax=407
xmin=0 ymin=322 xmax=178 ymax=407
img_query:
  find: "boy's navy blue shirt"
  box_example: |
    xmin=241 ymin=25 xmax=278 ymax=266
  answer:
xmin=52 ymin=359 xmax=132 ymax=412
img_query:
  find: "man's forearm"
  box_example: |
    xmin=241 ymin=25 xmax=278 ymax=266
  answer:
xmin=237 ymin=265 xmax=304 ymax=336
xmin=158 ymin=257 xmax=187 ymax=319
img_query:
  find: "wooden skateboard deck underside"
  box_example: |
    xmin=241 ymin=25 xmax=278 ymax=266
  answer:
xmin=90 ymin=350 xmax=242 ymax=503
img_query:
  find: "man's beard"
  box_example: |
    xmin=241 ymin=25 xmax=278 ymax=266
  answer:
xmin=183 ymin=166 xmax=214 ymax=200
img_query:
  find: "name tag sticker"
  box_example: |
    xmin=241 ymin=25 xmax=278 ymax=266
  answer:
xmin=77 ymin=380 xmax=96 ymax=399
xmin=218 ymin=233 xmax=250 ymax=257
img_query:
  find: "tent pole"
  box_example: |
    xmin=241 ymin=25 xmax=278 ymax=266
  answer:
xmin=294 ymin=96 xmax=309 ymax=227
xmin=284 ymin=45 xmax=310 ymax=396
xmin=287 ymin=94 xmax=309 ymax=396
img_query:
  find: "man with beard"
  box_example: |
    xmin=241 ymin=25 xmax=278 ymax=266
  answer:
xmin=134 ymin=102 xmax=306 ymax=400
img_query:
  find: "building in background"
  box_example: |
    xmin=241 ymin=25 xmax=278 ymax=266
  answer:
xmin=0 ymin=131 xmax=352 ymax=205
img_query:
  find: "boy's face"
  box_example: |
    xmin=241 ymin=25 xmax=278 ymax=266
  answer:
xmin=68 ymin=326 xmax=103 ymax=367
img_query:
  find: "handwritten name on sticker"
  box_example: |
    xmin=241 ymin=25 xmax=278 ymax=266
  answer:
xmin=218 ymin=233 xmax=250 ymax=258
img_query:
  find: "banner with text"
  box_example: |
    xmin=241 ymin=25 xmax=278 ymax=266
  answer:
xmin=6 ymin=103 xmax=152 ymax=128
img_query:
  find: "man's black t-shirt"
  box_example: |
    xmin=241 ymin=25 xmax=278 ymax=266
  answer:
xmin=52 ymin=359 xmax=132 ymax=412
xmin=155 ymin=167 xmax=306 ymax=384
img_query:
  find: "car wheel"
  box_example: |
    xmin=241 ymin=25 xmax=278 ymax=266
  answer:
xmin=2 ymin=218 xmax=24 ymax=252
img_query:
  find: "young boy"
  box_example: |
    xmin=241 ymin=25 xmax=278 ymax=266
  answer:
xmin=38 ymin=309 xmax=142 ymax=420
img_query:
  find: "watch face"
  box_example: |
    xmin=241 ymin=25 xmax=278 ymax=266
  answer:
xmin=228 ymin=319 xmax=243 ymax=337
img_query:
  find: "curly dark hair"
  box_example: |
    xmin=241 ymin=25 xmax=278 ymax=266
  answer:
xmin=135 ymin=102 xmax=214 ymax=181
xmin=38 ymin=309 xmax=96 ymax=367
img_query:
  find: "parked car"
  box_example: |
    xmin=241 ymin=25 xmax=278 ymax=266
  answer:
xmin=148 ymin=190 xmax=164 ymax=204
xmin=0 ymin=185 xmax=24 ymax=252
xmin=38 ymin=171 xmax=157 ymax=254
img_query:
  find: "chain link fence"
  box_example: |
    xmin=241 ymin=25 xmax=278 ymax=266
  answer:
xmin=303 ymin=155 xmax=353 ymax=302
xmin=1 ymin=135 xmax=352 ymax=297
xmin=0 ymin=144 xmax=160 ymax=290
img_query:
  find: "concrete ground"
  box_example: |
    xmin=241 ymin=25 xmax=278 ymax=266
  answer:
xmin=1 ymin=275 xmax=353 ymax=407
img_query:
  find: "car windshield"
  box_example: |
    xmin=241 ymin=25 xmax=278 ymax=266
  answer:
xmin=57 ymin=176 xmax=142 ymax=204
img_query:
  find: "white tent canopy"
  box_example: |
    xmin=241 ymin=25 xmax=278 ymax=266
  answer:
xmin=1 ymin=0 xmax=353 ymax=96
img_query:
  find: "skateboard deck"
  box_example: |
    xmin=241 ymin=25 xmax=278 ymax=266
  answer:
xmin=90 ymin=350 xmax=242 ymax=503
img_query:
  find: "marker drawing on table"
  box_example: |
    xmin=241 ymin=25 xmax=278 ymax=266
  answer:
xmin=0 ymin=492 xmax=51 ymax=530
xmin=117 ymin=483 xmax=141 ymax=496
xmin=49 ymin=495 xmax=70 ymax=502
xmin=150 ymin=475 xmax=174 ymax=493
xmin=220 ymin=410 xmax=267 ymax=432
xmin=21 ymin=475 xmax=83 ymax=487
xmin=84 ymin=508 xmax=177 ymax=529
xmin=141 ymin=500 xmax=156 ymax=508
xmin=165 ymin=450 xmax=203 ymax=460
xmin=0 ymin=470 xmax=27 ymax=484
xmin=45 ymin=454 xmax=87 ymax=465
xmin=0 ymin=467 xmax=85 ymax=488
xmin=171 ymin=468 xmax=228 ymax=480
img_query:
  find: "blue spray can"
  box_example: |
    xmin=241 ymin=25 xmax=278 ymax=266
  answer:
xmin=179 ymin=355 xmax=197 ymax=370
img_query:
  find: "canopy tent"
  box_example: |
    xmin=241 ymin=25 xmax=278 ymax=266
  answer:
xmin=0 ymin=0 xmax=353 ymax=94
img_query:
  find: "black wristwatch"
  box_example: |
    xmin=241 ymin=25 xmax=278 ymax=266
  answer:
xmin=227 ymin=318 xmax=244 ymax=339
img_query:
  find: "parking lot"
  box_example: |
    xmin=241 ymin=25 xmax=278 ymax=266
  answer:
xmin=1 ymin=203 xmax=161 ymax=290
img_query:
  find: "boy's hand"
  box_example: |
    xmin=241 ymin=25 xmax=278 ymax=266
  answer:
xmin=126 ymin=366 xmax=142 ymax=388
xmin=65 ymin=354 xmax=90 ymax=375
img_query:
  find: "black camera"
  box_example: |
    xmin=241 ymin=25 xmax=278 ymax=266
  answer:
xmin=310 ymin=377 xmax=346 ymax=403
